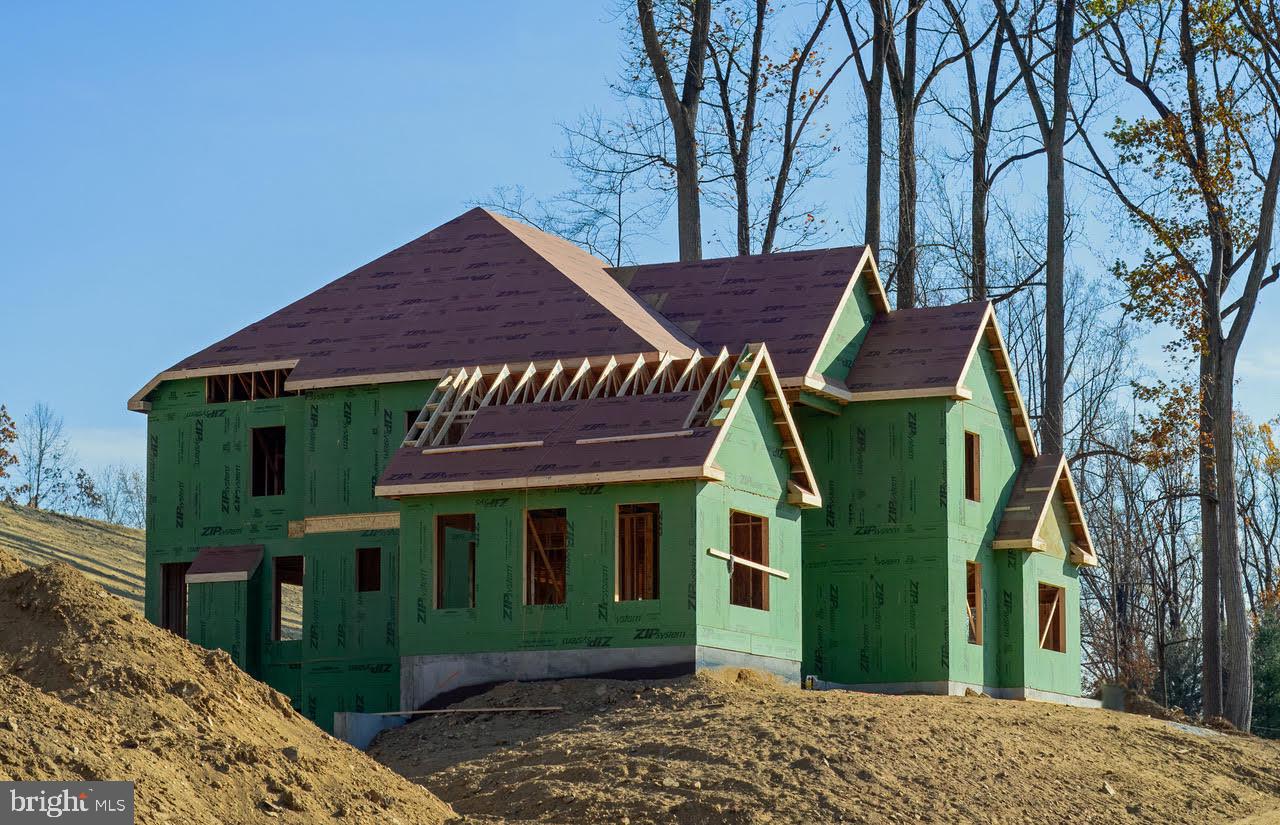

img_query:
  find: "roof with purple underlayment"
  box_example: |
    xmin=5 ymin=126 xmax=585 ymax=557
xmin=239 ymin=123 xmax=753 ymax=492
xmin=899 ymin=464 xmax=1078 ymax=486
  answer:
xmin=606 ymin=246 xmax=883 ymax=379
xmin=378 ymin=392 xmax=719 ymax=494
xmin=186 ymin=545 xmax=264 ymax=582
xmin=136 ymin=208 xmax=695 ymax=399
xmin=844 ymin=301 xmax=989 ymax=397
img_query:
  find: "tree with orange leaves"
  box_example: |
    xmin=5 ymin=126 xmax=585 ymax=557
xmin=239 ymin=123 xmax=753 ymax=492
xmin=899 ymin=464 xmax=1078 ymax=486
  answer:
xmin=1080 ymin=0 xmax=1280 ymax=730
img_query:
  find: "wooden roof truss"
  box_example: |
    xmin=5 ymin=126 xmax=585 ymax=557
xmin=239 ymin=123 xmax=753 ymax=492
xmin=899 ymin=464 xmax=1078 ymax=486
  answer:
xmin=404 ymin=349 xmax=739 ymax=449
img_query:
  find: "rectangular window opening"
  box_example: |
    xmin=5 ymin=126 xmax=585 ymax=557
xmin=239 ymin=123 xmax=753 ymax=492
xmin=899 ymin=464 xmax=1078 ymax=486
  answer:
xmin=436 ymin=514 xmax=477 ymax=609
xmin=159 ymin=562 xmax=190 ymax=638
xmin=1038 ymin=583 xmax=1065 ymax=652
xmin=729 ymin=510 xmax=768 ymax=611
xmin=273 ymin=556 xmax=304 ymax=642
xmin=206 ymin=368 xmax=296 ymax=404
xmin=251 ymin=426 xmax=286 ymax=497
xmin=405 ymin=410 xmax=420 ymax=441
xmin=356 ymin=547 xmax=381 ymax=593
xmin=617 ymin=504 xmax=659 ymax=601
xmin=964 ymin=431 xmax=981 ymax=502
xmin=966 ymin=561 xmax=983 ymax=645
xmin=525 ymin=509 xmax=567 ymax=606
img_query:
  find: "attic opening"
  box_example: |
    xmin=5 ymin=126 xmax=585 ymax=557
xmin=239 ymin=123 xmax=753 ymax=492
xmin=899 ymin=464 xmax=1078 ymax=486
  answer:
xmin=525 ymin=509 xmax=567 ymax=606
xmin=206 ymin=368 xmax=297 ymax=403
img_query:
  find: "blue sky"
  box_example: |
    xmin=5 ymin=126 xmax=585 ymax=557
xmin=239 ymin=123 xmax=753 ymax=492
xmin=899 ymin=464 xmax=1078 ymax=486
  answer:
xmin=2 ymin=2 xmax=1278 ymax=473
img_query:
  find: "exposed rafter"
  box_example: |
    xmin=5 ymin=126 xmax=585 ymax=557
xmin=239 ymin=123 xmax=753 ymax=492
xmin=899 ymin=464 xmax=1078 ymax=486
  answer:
xmin=403 ymin=349 xmax=737 ymax=449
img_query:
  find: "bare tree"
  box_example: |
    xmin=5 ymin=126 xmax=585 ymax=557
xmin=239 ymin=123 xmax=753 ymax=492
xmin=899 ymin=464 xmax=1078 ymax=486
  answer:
xmin=98 ymin=464 xmax=146 ymax=529
xmin=637 ymin=0 xmax=712 ymax=260
xmin=876 ymin=0 xmax=970 ymax=308
xmin=16 ymin=402 xmax=73 ymax=510
xmin=703 ymin=0 xmax=851 ymax=254
xmin=993 ymin=0 xmax=1078 ymax=456
xmin=836 ymin=0 xmax=887 ymax=258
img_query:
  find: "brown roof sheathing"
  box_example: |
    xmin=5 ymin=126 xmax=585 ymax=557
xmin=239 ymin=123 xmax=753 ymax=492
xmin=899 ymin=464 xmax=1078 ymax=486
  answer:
xmin=607 ymin=246 xmax=879 ymax=379
xmin=844 ymin=301 xmax=988 ymax=397
xmin=994 ymin=454 xmax=1096 ymax=564
xmin=132 ymin=208 xmax=695 ymax=406
xmin=186 ymin=545 xmax=264 ymax=583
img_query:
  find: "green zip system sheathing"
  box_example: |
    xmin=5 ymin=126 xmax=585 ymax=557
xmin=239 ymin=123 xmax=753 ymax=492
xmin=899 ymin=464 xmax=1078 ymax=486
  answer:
xmin=810 ymin=277 xmax=876 ymax=384
xmin=143 ymin=376 xmax=432 ymax=730
xmin=799 ymin=396 xmax=951 ymax=687
xmin=695 ymin=381 xmax=803 ymax=674
xmin=397 ymin=382 xmax=806 ymax=708
xmin=800 ymin=344 xmax=1084 ymax=697
xmin=947 ymin=346 xmax=1025 ymax=691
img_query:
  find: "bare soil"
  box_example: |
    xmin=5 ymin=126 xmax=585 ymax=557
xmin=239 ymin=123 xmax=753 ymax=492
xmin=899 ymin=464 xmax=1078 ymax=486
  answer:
xmin=0 ymin=548 xmax=453 ymax=825
xmin=371 ymin=668 xmax=1280 ymax=825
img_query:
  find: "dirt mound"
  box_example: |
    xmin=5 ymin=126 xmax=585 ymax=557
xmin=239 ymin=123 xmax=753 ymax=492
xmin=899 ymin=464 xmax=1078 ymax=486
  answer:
xmin=0 ymin=503 xmax=144 ymax=607
xmin=0 ymin=549 xmax=453 ymax=825
xmin=371 ymin=667 xmax=1280 ymax=825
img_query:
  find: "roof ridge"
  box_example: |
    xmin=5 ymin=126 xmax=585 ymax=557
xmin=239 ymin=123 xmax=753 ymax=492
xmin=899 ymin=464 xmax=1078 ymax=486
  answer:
xmin=481 ymin=210 xmax=699 ymax=357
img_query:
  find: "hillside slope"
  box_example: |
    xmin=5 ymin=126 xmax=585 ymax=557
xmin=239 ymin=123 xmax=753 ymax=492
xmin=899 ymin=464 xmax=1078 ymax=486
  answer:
xmin=0 ymin=549 xmax=453 ymax=824
xmin=0 ymin=503 xmax=144 ymax=607
xmin=371 ymin=670 xmax=1280 ymax=825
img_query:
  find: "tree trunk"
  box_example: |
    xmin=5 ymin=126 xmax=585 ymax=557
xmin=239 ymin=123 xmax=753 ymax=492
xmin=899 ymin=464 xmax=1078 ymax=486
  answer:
xmin=1039 ymin=0 xmax=1074 ymax=455
xmin=971 ymin=143 xmax=988 ymax=301
xmin=896 ymin=100 xmax=918 ymax=308
xmin=1214 ymin=348 xmax=1254 ymax=730
xmin=1200 ymin=343 xmax=1224 ymax=720
xmin=865 ymin=11 xmax=885 ymax=259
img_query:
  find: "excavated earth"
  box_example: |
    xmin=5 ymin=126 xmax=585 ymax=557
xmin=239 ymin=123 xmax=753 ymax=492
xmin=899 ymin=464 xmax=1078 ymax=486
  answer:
xmin=371 ymin=668 xmax=1280 ymax=825
xmin=0 ymin=549 xmax=453 ymax=825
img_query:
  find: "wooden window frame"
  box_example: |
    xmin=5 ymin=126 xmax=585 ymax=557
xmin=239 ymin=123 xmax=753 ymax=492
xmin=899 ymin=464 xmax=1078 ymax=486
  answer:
xmin=966 ymin=561 xmax=983 ymax=645
xmin=435 ymin=513 xmax=477 ymax=609
xmin=272 ymin=555 xmax=304 ymax=642
xmin=250 ymin=425 xmax=286 ymax=497
xmin=964 ymin=430 xmax=981 ymax=502
xmin=356 ymin=546 xmax=381 ymax=593
xmin=524 ymin=508 xmax=567 ymax=606
xmin=616 ymin=503 xmax=660 ymax=602
xmin=1038 ymin=582 xmax=1066 ymax=653
xmin=729 ymin=510 xmax=769 ymax=611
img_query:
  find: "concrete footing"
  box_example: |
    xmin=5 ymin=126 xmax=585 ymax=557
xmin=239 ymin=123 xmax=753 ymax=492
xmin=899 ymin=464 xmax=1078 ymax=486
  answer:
xmin=808 ymin=677 xmax=1102 ymax=709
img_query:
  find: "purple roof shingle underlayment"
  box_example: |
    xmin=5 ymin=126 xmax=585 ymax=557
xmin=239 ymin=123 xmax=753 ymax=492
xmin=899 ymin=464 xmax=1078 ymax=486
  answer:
xmin=606 ymin=246 xmax=874 ymax=379
xmin=157 ymin=208 xmax=696 ymax=388
xmin=377 ymin=392 xmax=719 ymax=494
xmin=844 ymin=301 xmax=989 ymax=396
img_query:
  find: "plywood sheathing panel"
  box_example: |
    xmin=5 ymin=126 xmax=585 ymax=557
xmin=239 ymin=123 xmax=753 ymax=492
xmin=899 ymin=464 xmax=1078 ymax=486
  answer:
xmin=130 ymin=208 xmax=697 ymax=409
xmin=993 ymin=453 xmax=1096 ymax=564
xmin=606 ymin=245 xmax=881 ymax=380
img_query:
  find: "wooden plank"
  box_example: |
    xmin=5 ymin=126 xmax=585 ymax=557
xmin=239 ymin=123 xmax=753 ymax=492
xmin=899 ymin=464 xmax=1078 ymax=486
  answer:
xmin=367 ymin=706 xmax=562 ymax=717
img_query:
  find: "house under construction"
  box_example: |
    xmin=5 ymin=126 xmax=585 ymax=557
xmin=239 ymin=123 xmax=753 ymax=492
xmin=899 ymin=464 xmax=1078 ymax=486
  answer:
xmin=130 ymin=208 xmax=1098 ymax=730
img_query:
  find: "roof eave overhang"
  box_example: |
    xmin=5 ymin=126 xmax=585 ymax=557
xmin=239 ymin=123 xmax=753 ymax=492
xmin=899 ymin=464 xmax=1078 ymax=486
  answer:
xmin=374 ymin=464 xmax=719 ymax=498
